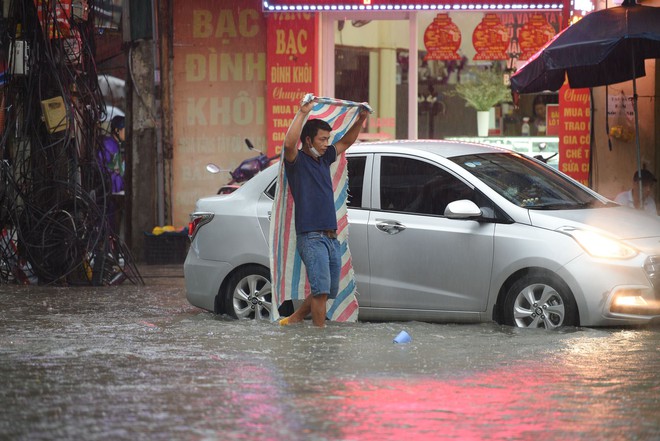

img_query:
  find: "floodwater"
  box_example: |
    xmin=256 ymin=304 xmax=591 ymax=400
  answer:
xmin=1 ymin=272 xmax=659 ymax=441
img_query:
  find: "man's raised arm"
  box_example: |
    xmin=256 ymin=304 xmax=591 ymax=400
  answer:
xmin=335 ymin=105 xmax=370 ymax=155
xmin=282 ymin=100 xmax=314 ymax=162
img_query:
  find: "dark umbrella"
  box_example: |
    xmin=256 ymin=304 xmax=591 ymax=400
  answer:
xmin=509 ymin=0 xmax=660 ymax=202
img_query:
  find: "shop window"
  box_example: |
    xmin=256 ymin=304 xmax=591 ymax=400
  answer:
xmin=335 ymin=46 xmax=370 ymax=105
xmin=508 ymin=93 xmax=559 ymax=137
xmin=416 ymin=57 xmax=558 ymax=139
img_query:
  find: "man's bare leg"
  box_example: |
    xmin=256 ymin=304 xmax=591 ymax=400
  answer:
xmin=279 ymin=294 xmax=327 ymax=327
xmin=279 ymin=296 xmax=312 ymax=325
xmin=310 ymin=294 xmax=328 ymax=327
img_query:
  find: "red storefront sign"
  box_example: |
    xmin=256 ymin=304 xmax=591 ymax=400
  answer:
xmin=423 ymin=14 xmax=461 ymax=61
xmin=472 ymin=13 xmax=509 ymax=61
xmin=263 ymin=0 xmax=565 ymax=10
xmin=558 ymin=84 xmax=590 ymax=185
xmin=266 ymin=13 xmax=319 ymax=156
xmin=518 ymin=14 xmax=556 ymax=60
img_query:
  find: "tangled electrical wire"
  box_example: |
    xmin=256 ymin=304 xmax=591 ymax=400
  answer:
xmin=0 ymin=0 xmax=142 ymax=286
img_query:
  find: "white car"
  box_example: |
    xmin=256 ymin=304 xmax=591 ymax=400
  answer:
xmin=184 ymin=140 xmax=660 ymax=328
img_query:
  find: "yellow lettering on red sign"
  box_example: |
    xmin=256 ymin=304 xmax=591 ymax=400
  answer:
xmin=559 ymin=83 xmax=591 ymax=183
xmin=275 ymin=29 xmax=308 ymax=55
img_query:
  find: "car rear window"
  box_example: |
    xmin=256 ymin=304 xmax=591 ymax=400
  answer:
xmin=265 ymin=156 xmax=367 ymax=207
xmin=347 ymin=156 xmax=367 ymax=208
xmin=265 ymin=180 xmax=277 ymax=199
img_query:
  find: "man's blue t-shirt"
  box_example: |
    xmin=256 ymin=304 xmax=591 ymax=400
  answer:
xmin=284 ymin=145 xmax=338 ymax=234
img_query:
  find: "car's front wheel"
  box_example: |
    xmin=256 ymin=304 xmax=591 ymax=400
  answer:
xmin=502 ymin=273 xmax=578 ymax=329
xmin=223 ymin=266 xmax=292 ymax=320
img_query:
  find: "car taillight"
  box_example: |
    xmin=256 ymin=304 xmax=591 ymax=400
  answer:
xmin=188 ymin=212 xmax=214 ymax=240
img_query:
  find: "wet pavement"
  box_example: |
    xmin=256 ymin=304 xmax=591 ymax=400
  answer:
xmin=1 ymin=265 xmax=659 ymax=441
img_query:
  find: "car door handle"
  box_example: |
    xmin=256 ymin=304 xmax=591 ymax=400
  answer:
xmin=268 ymin=211 xmax=271 ymax=221
xmin=375 ymin=219 xmax=406 ymax=235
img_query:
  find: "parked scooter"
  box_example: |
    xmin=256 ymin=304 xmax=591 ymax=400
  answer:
xmin=207 ymin=139 xmax=280 ymax=195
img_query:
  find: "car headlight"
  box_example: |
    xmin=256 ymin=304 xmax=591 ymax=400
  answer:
xmin=560 ymin=227 xmax=638 ymax=259
xmin=610 ymin=288 xmax=660 ymax=315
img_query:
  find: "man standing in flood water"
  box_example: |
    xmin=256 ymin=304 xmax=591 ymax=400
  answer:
xmin=277 ymin=98 xmax=369 ymax=327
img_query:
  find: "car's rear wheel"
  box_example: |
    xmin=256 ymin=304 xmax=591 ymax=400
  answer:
xmin=502 ymin=273 xmax=578 ymax=329
xmin=224 ymin=266 xmax=292 ymax=320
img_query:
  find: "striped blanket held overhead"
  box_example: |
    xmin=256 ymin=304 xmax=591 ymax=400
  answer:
xmin=269 ymin=95 xmax=371 ymax=322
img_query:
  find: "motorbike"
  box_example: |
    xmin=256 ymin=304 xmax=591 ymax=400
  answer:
xmin=207 ymin=139 xmax=280 ymax=195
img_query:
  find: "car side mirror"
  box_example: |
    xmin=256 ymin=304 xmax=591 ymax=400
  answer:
xmin=444 ymin=199 xmax=482 ymax=219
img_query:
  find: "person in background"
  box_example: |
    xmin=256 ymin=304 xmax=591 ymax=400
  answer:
xmin=101 ymin=115 xmax=125 ymax=194
xmin=99 ymin=115 xmax=126 ymax=233
xmin=614 ymin=169 xmax=658 ymax=216
xmin=530 ymin=95 xmax=547 ymax=136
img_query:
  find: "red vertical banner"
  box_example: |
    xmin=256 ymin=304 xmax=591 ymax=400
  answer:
xmin=559 ymin=84 xmax=591 ymax=185
xmin=266 ymin=13 xmax=319 ymax=156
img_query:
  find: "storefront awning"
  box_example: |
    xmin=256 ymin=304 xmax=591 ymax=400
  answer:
xmin=263 ymin=0 xmax=567 ymax=12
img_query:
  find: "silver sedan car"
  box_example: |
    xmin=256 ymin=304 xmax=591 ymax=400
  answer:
xmin=184 ymin=140 xmax=660 ymax=328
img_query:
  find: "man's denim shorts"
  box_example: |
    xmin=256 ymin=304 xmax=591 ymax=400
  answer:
xmin=296 ymin=231 xmax=341 ymax=299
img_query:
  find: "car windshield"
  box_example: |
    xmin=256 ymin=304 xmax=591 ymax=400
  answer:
xmin=452 ymin=153 xmax=605 ymax=209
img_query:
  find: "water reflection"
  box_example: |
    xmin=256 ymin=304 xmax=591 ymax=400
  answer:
xmin=0 ymin=285 xmax=658 ymax=441
xmin=319 ymin=328 xmax=660 ymax=441
xmin=332 ymin=372 xmax=559 ymax=441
